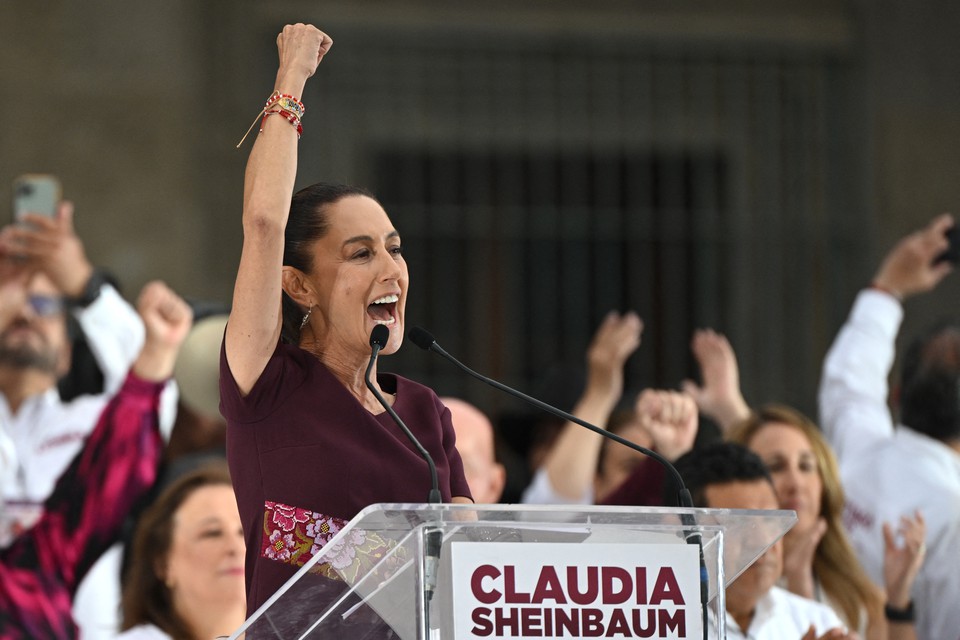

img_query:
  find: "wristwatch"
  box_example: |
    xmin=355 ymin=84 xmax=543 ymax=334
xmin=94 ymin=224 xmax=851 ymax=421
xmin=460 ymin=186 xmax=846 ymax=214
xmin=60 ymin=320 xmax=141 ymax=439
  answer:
xmin=884 ymin=600 xmax=915 ymax=623
xmin=68 ymin=269 xmax=111 ymax=309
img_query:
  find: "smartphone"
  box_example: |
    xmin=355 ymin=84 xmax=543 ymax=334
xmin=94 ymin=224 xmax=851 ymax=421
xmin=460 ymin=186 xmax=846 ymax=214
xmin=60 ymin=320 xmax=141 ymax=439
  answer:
xmin=12 ymin=174 xmax=61 ymax=222
xmin=935 ymin=225 xmax=960 ymax=264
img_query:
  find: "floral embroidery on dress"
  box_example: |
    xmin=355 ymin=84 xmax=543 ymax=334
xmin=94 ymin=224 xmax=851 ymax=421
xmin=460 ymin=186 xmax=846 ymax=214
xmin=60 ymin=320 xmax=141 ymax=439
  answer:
xmin=264 ymin=530 xmax=298 ymax=562
xmin=271 ymin=502 xmax=313 ymax=531
xmin=260 ymin=501 xmax=406 ymax=583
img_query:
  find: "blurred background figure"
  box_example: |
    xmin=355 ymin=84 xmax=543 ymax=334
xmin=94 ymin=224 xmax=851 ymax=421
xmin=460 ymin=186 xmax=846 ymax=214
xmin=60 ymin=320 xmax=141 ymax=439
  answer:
xmin=521 ymin=311 xmax=643 ymax=505
xmin=592 ymin=404 xmax=655 ymax=502
xmin=166 ymin=312 xmax=229 ymax=471
xmin=119 ymin=461 xmax=245 ymax=640
xmin=600 ymin=388 xmax=700 ymax=509
xmin=443 ymin=397 xmax=506 ymax=504
xmin=0 ymin=280 xmax=192 ymax=637
xmin=729 ymin=407 xmax=907 ymax=640
xmin=674 ymin=442 xmax=851 ymax=640
xmin=493 ymin=365 xmax=585 ymax=504
xmin=0 ymin=196 xmax=174 ymax=639
xmin=0 ymin=200 xmax=146 ymax=541
xmin=687 ymin=327 xmax=927 ymax=639
xmin=820 ymin=214 xmax=959 ymax=640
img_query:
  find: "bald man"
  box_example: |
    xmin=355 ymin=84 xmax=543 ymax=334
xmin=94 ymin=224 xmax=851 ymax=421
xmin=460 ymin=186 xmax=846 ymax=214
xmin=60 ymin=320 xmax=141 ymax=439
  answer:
xmin=442 ymin=398 xmax=506 ymax=504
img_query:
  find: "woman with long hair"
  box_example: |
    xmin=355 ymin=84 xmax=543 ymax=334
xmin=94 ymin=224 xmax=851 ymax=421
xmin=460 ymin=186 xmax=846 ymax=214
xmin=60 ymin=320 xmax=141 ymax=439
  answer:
xmin=685 ymin=330 xmax=925 ymax=640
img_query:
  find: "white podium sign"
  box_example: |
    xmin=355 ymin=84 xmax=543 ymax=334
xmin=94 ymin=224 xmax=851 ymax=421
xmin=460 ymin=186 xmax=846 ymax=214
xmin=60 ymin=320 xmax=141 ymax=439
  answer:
xmin=450 ymin=541 xmax=703 ymax=639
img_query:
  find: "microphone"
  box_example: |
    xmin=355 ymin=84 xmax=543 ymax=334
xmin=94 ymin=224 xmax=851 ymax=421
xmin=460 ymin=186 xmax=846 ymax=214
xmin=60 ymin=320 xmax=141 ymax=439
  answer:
xmin=366 ymin=325 xmax=444 ymax=612
xmin=410 ymin=326 xmax=708 ymax=638
xmin=408 ymin=326 xmax=694 ymax=508
xmin=365 ymin=325 xmax=441 ymax=505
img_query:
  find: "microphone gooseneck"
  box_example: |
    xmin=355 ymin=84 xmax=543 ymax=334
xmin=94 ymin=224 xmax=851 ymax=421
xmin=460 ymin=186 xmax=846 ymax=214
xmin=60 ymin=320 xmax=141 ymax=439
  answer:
xmin=365 ymin=325 xmax=441 ymax=504
xmin=412 ymin=325 xmax=707 ymax=639
xmin=367 ymin=325 xmax=444 ymax=614
xmin=409 ymin=326 xmax=693 ymax=508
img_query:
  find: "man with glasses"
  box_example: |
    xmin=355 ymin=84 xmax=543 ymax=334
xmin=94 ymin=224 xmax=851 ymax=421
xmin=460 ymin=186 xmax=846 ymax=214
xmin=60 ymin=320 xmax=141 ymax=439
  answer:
xmin=0 ymin=200 xmax=146 ymax=637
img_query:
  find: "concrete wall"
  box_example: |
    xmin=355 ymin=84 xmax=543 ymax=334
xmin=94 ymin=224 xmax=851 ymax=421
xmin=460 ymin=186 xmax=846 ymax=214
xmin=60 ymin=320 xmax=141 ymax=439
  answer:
xmin=857 ymin=0 xmax=960 ymax=350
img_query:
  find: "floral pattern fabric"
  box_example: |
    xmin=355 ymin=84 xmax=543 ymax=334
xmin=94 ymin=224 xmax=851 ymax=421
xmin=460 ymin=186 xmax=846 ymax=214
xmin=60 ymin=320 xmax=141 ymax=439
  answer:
xmin=261 ymin=501 xmax=404 ymax=584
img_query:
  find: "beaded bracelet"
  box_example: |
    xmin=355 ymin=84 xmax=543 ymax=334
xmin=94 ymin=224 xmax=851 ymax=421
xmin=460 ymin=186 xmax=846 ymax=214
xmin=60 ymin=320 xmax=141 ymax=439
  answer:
xmin=265 ymin=90 xmax=304 ymax=109
xmin=236 ymin=91 xmax=306 ymax=148
xmin=265 ymin=92 xmax=305 ymax=119
xmin=260 ymin=108 xmax=303 ymax=139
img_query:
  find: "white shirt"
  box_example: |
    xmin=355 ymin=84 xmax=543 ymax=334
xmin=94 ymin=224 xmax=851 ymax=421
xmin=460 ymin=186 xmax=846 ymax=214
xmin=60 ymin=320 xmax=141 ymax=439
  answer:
xmin=0 ymin=285 xmax=174 ymax=640
xmin=520 ymin=465 xmax=594 ymax=505
xmin=819 ymin=289 xmax=960 ymax=640
xmin=0 ymin=427 xmax=17 ymax=516
xmin=714 ymin=586 xmax=844 ymax=639
xmin=0 ymin=285 xmax=145 ymax=534
xmin=113 ymin=623 xmax=171 ymax=640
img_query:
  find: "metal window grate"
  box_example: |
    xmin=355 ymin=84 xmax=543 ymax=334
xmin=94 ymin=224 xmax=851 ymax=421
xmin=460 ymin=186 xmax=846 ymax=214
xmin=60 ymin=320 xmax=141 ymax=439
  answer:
xmin=300 ymin=27 xmax=865 ymax=417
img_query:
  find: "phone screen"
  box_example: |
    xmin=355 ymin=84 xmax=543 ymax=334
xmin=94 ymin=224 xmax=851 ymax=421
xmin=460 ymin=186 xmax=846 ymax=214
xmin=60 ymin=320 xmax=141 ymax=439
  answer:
xmin=13 ymin=174 xmax=61 ymax=221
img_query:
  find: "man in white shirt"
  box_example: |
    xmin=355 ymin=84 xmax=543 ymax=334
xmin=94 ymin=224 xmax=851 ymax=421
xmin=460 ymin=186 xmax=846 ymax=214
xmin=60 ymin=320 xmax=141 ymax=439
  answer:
xmin=0 ymin=201 xmax=152 ymax=638
xmin=674 ymin=442 xmax=851 ymax=640
xmin=0 ymin=202 xmax=144 ymax=532
xmin=819 ymin=213 xmax=960 ymax=640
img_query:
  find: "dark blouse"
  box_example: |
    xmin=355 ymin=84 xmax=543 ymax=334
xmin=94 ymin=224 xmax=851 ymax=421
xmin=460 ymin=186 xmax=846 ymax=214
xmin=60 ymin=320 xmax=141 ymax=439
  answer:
xmin=220 ymin=339 xmax=471 ymax=616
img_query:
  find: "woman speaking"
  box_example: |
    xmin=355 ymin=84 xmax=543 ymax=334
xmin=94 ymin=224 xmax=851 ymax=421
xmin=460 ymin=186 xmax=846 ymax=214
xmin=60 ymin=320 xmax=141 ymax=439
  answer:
xmin=220 ymin=22 xmax=473 ymax=623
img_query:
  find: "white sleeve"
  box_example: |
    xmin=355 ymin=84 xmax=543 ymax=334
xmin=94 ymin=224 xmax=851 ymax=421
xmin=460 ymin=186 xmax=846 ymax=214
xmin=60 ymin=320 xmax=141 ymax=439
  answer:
xmin=818 ymin=289 xmax=902 ymax=462
xmin=0 ymin=426 xmax=17 ymax=500
xmin=112 ymin=624 xmax=171 ymax=640
xmin=73 ymin=284 xmax=180 ymax=439
xmin=520 ymin=466 xmax=594 ymax=505
xmin=912 ymin=513 xmax=960 ymax=640
xmin=72 ymin=284 xmax=145 ymax=394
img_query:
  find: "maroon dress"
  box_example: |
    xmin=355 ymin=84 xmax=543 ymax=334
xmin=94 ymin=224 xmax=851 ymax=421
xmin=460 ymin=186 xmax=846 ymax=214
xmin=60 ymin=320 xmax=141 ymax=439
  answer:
xmin=220 ymin=339 xmax=471 ymax=618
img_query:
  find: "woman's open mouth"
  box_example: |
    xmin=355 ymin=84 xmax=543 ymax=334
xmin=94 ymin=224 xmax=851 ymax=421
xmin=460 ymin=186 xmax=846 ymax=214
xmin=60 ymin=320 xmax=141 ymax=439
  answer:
xmin=367 ymin=294 xmax=399 ymax=325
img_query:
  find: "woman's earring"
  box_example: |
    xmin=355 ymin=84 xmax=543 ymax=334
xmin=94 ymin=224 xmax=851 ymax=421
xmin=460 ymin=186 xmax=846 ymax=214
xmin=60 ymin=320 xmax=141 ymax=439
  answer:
xmin=300 ymin=306 xmax=313 ymax=330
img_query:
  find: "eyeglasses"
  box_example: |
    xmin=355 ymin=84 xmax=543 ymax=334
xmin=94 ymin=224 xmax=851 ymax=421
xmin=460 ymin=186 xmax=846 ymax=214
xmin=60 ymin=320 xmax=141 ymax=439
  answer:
xmin=27 ymin=295 xmax=65 ymax=317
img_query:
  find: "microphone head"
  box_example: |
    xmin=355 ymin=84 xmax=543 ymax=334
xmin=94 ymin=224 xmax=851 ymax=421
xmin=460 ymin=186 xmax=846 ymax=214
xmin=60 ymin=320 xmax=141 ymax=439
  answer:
xmin=370 ymin=324 xmax=390 ymax=349
xmin=409 ymin=326 xmax=436 ymax=351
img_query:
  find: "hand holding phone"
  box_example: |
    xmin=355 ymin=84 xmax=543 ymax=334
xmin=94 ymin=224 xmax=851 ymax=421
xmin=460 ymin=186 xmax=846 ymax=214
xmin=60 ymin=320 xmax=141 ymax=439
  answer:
xmin=5 ymin=174 xmax=63 ymax=270
xmin=12 ymin=174 xmax=61 ymax=223
xmin=5 ymin=180 xmax=94 ymax=298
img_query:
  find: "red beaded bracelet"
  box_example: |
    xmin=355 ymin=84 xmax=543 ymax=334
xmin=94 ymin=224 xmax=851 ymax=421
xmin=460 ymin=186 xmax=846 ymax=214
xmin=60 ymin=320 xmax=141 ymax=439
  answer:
xmin=260 ymin=108 xmax=303 ymax=139
xmin=236 ymin=91 xmax=307 ymax=147
xmin=265 ymin=92 xmax=305 ymax=118
xmin=265 ymin=90 xmax=304 ymax=109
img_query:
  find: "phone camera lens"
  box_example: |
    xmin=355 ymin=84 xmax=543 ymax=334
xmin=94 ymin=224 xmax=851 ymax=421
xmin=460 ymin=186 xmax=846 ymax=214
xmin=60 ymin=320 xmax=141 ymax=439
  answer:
xmin=15 ymin=184 xmax=34 ymax=197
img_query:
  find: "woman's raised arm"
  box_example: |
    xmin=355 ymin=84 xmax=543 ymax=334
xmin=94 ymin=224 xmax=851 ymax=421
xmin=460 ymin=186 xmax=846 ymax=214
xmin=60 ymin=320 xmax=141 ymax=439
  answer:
xmin=225 ymin=23 xmax=332 ymax=394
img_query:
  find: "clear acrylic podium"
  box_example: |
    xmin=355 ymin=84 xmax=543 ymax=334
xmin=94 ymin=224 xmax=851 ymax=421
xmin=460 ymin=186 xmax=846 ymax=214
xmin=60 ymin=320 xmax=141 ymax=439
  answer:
xmin=230 ymin=503 xmax=795 ymax=639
